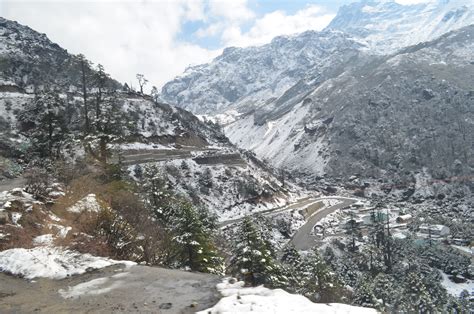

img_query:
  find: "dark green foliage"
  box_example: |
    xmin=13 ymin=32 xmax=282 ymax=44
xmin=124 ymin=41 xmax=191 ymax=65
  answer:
xmin=170 ymin=200 xmax=223 ymax=274
xmin=17 ymin=90 xmax=69 ymax=159
xmin=353 ymin=276 xmax=379 ymax=309
xmin=231 ymin=217 xmax=287 ymax=287
xmin=140 ymin=165 xmax=223 ymax=274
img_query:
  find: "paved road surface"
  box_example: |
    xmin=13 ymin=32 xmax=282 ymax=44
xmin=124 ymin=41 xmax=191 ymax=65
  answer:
xmin=118 ymin=149 xmax=246 ymax=167
xmin=218 ymin=197 xmax=316 ymax=228
xmin=289 ymin=198 xmax=356 ymax=251
xmin=0 ymin=264 xmax=220 ymax=313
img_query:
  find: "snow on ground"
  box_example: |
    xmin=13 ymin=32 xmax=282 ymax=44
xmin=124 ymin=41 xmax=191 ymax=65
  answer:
xmin=67 ymin=194 xmax=103 ymax=213
xmin=0 ymin=247 xmax=135 ymax=280
xmin=59 ymin=272 xmax=130 ymax=299
xmin=451 ymin=245 xmax=473 ymax=255
xmin=440 ymin=272 xmax=474 ymax=297
xmin=0 ymin=188 xmax=36 ymax=211
xmin=198 ymin=278 xmax=377 ymax=314
xmin=32 ymin=234 xmax=54 ymax=246
xmin=134 ymin=156 xmax=304 ymax=221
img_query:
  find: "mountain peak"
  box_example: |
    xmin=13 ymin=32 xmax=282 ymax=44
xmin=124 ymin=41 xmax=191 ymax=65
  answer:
xmin=326 ymin=0 xmax=474 ymax=53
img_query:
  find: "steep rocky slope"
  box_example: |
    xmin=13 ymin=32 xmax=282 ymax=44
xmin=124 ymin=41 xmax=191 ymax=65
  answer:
xmin=0 ymin=17 xmax=120 ymax=91
xmin=0 ymin=17 xmax=299 ymax=217
xmin=161 ymin=30 xmax=366 ymax=115
xmin=160 ymin=0 xmax=473 ymax=194
xmin=225 ymin=25 xmax=474 ymax=187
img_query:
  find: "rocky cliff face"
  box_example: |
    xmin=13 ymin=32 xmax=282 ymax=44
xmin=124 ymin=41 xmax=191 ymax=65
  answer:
xmin=225 ymin=25 xmax=474 ymax=189
xmin=160 ymin=30 xmax=366 ymax=115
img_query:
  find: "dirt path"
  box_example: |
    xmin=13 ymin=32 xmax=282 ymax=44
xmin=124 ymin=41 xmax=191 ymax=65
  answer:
xmin=0 ymin=264 xmax=220 ymax=313
xmin=0 ymin=177 xmax=26 ymax=192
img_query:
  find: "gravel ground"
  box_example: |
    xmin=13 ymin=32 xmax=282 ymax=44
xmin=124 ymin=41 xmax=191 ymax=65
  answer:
xmin=0 ymin=264 xmax=221 ymax=313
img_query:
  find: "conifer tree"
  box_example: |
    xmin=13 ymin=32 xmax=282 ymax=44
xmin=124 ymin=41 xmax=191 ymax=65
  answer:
xmin=373 ymin=273 xmax=394 ymax=309
xmin=85 ymin=64 xmax=127 ymax=163
xmin=141 ymin=165 xmax=173 ymax=221
xmin=301 ymin=249 xmax=343 ymax=303
xmin=18 ymin=90 xmax=69 ymax=159
xmin=231 ymin=217 xmax=286 ymax=287
xmin=170 ymin=200 xmax=223 ymax=274
xmin=403 ymin=272 xmax=435 ymax=313
xmin=353 ymin=276 xmax=379 ymax=309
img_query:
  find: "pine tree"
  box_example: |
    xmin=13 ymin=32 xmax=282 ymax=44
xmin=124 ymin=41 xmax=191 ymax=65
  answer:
xmin=231 ymin=217 xmax=286 ymax=287
xmin=301 ymin=249 xmax=343 ymax=303
xmin=141 ymin=165 xmax=173 ymax=221
xmin=86 ymin=64 xmax=127 ymax=163
xmin=18 ymin=90 xmax=69 ymax=159
xmin=353 ymin=276 xmax=379 ymax=309
xmin=403 ymin=272 xmax=435 ymax=313
xmin=373 ymin=273 xmax=394 ymax=310
xmin=77 ymin=53 xmax=92 ymax=135
xmin=281 ymin=245 xmax=302 ymax=267
xmin=280 ymin=245 xmax=305 ymax=291
xmin=170 ymin=200 xmax=223 ymax=274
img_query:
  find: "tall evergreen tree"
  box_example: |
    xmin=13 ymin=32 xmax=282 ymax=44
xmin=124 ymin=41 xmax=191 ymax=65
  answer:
xmin=170 ymin=200 xmax=223 ymax=274
xmin=231 ymin=217 xmax=286 ymax=287
xmin=402 ymin=272 xmax=435 ymax=313
xmin=300 ymin=249 xmax=343 ymax=303
xmin=18 ymin=90 xmax=69 ymax=159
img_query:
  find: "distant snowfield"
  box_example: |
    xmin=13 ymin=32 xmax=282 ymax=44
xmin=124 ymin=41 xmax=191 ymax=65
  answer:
xmin=198 ymin=278 xmax=377 ymax=314
xmin=0 ymin=247 xmax=135 ymax=280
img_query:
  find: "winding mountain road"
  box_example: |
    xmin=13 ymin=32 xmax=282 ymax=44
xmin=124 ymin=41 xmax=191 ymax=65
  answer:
xmin=289 ymin=198 xmax=356 ymax=251
xmin=220 ymin=195 xmax=357 ymax=251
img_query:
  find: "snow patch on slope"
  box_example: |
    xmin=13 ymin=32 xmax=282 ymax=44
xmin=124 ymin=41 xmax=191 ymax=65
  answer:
xmin=67 ymin=194 xmax=103 ymax=213
xmin=199 ymin=278 xmax=377 ymax=313
xmin=0 ymin=247 xmax=135 ymax=279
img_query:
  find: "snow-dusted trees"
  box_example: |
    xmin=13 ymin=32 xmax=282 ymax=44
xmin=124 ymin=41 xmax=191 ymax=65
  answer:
xmin=170 ymin=200 xmax=223 ymax=274
xmin=84 ymin=64 xmax=128 ymax=163
xmin=353 ymin=276 xmax=379 ymax=309
xmin=77 ymin=53 xmax=92 ymax=135
xmin=136 ymin=73 xmax=148 ymax=94
xmin=299 ymin=249 xmax=344 ymax=303
xmin=141 ymin=165 xmax=173 ymax=221
xmin=400 ymin=272 xmax=435 ymax=312
xmin=141 ymin=165 xmax=223 ymax=274
xmin=18 ymin=90 xmax=69 ymax=159
xmin=150 ymin=86 xmax=159 ymax=102
xmin=231 ymin=217 xmax=286 ymax=287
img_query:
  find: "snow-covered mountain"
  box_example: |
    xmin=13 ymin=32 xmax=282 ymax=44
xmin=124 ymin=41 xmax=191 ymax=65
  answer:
xmin=161 ymin=30 xmax=366 ymax=115
xmin=160 ymin=0 xmax=474 ymax=190
xmin=160 ymin=0 xmax=473 ymax=117
xmin=226 ymin=25 xmax=474 ymax=184
xmin=326 ymin=0 xmax=474 ymax=53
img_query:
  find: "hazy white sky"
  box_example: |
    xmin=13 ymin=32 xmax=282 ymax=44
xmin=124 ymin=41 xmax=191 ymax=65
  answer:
xmin=1 ymin=0 xmax=434 ymax=90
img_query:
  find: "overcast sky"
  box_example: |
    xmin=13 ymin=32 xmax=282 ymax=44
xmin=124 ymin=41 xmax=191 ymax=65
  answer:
xmin=1 ymin=0 xmax=433 ymax=90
